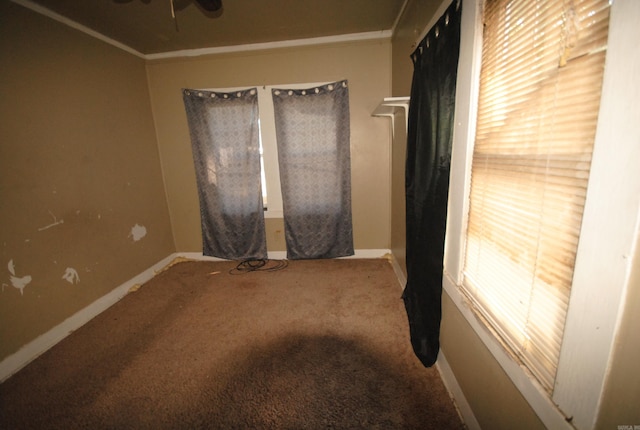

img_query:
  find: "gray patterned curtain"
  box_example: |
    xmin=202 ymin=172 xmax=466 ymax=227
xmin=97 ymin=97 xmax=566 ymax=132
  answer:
xmin=271 ymin=80 xmax=354 ymax=260
xmin=182 ymin=88 xmax=267 ymax=260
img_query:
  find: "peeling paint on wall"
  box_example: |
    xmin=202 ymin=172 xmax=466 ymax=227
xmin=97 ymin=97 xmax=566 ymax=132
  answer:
xmin=155 ymin=256 xmax=193 ymax=274
xmin=62 ymin=267 xmax=80 ymax=284
xmin=129 ymin=224 xmax=147 ymax=242
xmin=38 ymin=210 xmax=64 ymax=232
xmin=7 ymin=259 xmax=32 ymax=296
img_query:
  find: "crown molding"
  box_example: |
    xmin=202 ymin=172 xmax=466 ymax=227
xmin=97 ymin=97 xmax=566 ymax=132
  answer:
xmin=146 ymin=30 xmax=393 ymax=60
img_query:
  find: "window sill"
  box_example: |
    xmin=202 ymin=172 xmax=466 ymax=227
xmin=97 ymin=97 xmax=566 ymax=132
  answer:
xmin=264 ymin=209 xmax=283 ymax=219
xmin=442 ymin=271 xmax=573 ymax=430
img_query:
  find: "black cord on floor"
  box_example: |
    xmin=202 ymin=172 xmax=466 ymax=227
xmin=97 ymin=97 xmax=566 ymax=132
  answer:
xmin=229 ymin=258 xmax=288 ymax=275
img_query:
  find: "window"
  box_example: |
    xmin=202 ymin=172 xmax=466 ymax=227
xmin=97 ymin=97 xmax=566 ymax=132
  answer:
xmin=461 ymin=0 xmax=610 ymax=393
xmin=257 ymin=122 xmax=268 ymax=208
xmin=207 ymin=83 xmax=331 ymax=219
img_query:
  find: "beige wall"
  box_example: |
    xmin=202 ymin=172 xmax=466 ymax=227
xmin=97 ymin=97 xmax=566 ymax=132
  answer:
xmin=146 ymin=41 xmax=393 ymax=253
xmin=391 ymin=0 xmax=441 ymax=97
xmin=0 ymin=2 xmax=174 ymax=360
xmin=389 ymin=113 xmax=407 ymax=274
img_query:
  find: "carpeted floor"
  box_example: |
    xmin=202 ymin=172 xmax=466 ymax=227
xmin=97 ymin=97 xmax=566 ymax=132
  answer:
xmin=0 ymin=258 xmax=465 ymax=429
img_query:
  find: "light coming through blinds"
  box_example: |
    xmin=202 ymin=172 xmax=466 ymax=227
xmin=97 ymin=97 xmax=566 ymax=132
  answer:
xmin=462 ymin=0 xmax=610 ymax=392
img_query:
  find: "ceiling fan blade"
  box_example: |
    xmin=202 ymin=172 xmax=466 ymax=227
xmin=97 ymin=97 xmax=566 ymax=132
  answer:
xmin=194 ymin=0 xmax=223 ymax=12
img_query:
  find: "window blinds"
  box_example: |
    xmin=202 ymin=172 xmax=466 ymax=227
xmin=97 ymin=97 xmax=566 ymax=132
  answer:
xmin=462 ymin=0 xmax=610 ymax=392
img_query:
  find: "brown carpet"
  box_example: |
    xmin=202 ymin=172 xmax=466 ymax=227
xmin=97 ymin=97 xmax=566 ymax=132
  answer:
xmin=0 ymin=258 xmax=464 ymax=429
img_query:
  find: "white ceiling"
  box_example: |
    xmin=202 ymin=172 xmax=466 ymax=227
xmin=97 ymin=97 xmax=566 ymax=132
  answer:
xmin=16 ymin=0 xmax=409 ymax=56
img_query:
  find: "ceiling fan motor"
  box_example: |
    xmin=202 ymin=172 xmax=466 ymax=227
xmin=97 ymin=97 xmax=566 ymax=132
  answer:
xmin=115 ymin=0 xmax=223 ymax=14
xmin=195 ymin=0 xmax=223 ymax=12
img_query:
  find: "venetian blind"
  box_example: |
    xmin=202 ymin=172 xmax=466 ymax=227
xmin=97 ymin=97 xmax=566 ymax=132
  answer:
xmin=462 ymin=0 xmax=610 ymax=392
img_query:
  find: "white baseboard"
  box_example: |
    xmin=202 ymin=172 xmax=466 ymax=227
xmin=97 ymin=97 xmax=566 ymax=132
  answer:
xmin=436 ymin=352 xmax=481 ymax=430
xmin=0 ymin=249 xmax=393 ymax=382
xmin=347 ymin=248 xmax=392 ymax=259
xmin=0 ymin=253 xmax=180 ymax=382
xmin=177 ymin=252 xmax=229 ymax=261
xmin=179 ymin=249 xmax=392 ymax=261
xmin=387 ymin=252 xmax=407 ymax=289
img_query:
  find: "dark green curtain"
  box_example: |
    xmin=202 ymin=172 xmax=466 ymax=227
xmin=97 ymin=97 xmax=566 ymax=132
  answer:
xmin=403 ymin=0 xmax=462 ymax=367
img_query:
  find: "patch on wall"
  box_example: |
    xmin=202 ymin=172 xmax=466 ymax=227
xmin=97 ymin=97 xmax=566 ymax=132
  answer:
xmin=129 ymin=224 xmax=147 ymax=242
xmin=62 ymin=267 xmax=80 ymax=285
xmin=6 ymin=259 xmax=32 ymax=296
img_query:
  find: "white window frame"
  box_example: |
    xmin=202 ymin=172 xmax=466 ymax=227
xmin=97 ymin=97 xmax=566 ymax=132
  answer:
xmin=442 ymin=1 xmax=640 ymax=429
xmin=206 ymin=82 xmax=331 ymax=219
